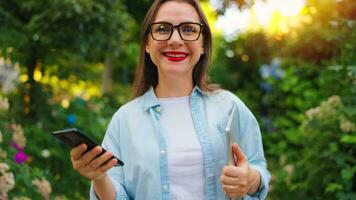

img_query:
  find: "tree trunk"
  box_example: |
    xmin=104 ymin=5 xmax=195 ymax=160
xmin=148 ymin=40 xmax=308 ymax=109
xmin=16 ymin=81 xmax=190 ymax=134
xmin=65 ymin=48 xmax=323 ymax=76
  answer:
xmin=24 ymin=44 xmax=48 ymax=121
xmin=102 ymin=55 xmax=113 ymax=94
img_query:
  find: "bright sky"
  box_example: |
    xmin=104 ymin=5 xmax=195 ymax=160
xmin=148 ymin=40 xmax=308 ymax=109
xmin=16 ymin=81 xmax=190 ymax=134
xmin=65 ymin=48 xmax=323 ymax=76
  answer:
xmin=212 ymin=0 xmax=306 ymax=39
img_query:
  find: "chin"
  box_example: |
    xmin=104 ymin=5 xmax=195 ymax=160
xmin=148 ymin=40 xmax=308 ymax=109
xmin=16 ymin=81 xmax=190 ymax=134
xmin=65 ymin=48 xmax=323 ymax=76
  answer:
xmin=162 ymin=67 xmax=191 ymax=78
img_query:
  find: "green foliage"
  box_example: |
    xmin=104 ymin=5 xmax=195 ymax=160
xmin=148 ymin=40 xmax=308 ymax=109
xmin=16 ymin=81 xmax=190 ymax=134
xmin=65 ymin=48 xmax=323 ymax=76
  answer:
xmin=265 ymin=66 xmax=356 ymax=199
xmin=211 ymin=31 xmax=271 ymax=113
xmin=0 ymin=0 xmax=132 ymax=61
xmin=0 ymin=98 xmax=50 ymax=199
xmin=296 ymin=94 xmax=355 ymax=199
xmin=0 ymin=81 xmax=131 ymax=198
xmin=0 ymin=0 xmax=136 ymax=118
xmin=210 ymin=0 xmax=356 ymax=199
xmin=0 ymin=0 xmax=355 ymax=199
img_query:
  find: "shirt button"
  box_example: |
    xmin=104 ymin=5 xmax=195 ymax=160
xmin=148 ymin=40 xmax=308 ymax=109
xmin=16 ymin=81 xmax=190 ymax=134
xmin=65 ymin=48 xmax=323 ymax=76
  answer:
xmin=160 ymin=150 xmax=166 ymax=155
xmin=156 ymin=107 xmax=161 ymax=113
xmin=162 ymin=184 xmax=169 ymax=192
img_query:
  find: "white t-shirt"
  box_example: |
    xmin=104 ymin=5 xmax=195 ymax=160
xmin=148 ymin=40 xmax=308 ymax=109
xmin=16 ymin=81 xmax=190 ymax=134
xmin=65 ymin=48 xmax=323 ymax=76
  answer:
xmin=158 ymin=96 xmax=207 ymax=200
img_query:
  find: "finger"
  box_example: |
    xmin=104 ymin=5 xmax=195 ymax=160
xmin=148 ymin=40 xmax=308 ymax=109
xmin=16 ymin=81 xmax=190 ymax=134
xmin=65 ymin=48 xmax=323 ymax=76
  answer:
xmin=96 ymin=158 xmax=118 ymax=174
xmin=223 ymin=184 xmax=239 ymax=193
xmin=71 ymin=143 xmax=88 ymax=161
xmin=232 ymin=143 xmax=247 ymax=166
xmin=222 ymin=166 xmax=239 ymax=177
xmin=226 ymin=192 xmax=243 ymax=198
xmin=221 ymin=175 xmax=237 ymax=185
xmin=89 ymin=151 xmax=114 ymax=169
xmin=79 ymin=146 xmax=102 ymax=166
xmin=221 ymin=175 xmax=249 ymax=189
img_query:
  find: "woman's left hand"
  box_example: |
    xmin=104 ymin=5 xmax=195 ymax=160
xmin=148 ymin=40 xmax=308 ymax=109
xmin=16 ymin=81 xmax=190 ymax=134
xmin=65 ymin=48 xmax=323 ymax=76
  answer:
xmin=220 ymin=143 xmax=251 ymax=198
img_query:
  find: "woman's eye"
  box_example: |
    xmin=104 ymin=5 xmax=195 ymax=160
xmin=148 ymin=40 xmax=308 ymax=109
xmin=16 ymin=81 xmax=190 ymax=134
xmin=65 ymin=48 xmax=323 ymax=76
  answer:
xmin=181 ymin=25 xmax=198 ymax=33
xmin=154 ymin=25 xmax=170 ymax=33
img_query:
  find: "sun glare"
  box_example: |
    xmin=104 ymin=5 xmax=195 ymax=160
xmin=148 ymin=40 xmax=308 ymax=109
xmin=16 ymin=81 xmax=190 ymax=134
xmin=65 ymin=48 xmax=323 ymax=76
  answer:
xmin=272 ymin=0 xmax=305 ymax=16
xmin=214 ymin=0 xmax=306 ymax=38
xmin=254 ymin=0 xmax=305 ymax=26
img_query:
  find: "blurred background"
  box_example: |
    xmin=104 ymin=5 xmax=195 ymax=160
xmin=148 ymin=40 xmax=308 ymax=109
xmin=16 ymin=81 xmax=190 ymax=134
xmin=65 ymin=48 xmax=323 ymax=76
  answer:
xmin=0 ymin=0 xmax=355 ymax=199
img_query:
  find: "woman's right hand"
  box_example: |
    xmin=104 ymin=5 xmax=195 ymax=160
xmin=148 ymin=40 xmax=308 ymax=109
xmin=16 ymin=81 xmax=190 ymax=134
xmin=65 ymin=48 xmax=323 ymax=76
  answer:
xmin=70 ymin=144 xmax=118 ymax=181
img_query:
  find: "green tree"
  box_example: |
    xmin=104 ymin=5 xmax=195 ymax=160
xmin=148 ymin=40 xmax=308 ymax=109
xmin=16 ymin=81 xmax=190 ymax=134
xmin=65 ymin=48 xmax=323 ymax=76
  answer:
xmin=0 ymin=0 xmax=133 ymax=119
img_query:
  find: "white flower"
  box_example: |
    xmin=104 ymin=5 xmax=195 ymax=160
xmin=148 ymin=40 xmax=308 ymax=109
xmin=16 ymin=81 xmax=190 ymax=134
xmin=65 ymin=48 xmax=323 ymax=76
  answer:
xmin=0 ymin=96 xmax=9 ymax=111
xmin=41 ymin=149 xmax=51 ymax=158
xmin=283 ymin=164 xmax=295 ymax=175
xmin=0 ymin=163 xmax=10 ymax=174
xmin=32 ymin=178 xmax=52 ymax=199
xmin=0 ymin=150 xmax=6 ymax=159
xmin=306 ymin=107 xmax=320 ymax=120
xmin=13 ymin=196 xmax=32 ymax=200
xmin=0 ymin=61 xmax=19 ymax=93
xmin=0 ymin=172 xmax=15 ymax=193
xmin=339 ymin=115 xmax=355 ymax=133
xmin=306 ymin=95 xmax=343 ymax=120
xmin=0 ymin=193 xmax=8 ymax=200
xmin=55 ymin=196 xmax=64 ymax=200
xmin=10 ymin=124 xmax=26 ymax=148
xmin=327 ymin=95 xmax=342 ymax=107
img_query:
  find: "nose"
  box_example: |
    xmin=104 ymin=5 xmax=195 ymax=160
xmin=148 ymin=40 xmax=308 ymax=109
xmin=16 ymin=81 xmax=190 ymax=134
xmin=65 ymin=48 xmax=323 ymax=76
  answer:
xmin=167 ymin=28 xmax=183 ymax=46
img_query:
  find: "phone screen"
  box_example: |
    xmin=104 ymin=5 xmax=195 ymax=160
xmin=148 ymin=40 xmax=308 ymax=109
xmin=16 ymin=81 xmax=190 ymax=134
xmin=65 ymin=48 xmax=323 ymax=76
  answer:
xmin=53 ymin=128 xmax=124 ymax=166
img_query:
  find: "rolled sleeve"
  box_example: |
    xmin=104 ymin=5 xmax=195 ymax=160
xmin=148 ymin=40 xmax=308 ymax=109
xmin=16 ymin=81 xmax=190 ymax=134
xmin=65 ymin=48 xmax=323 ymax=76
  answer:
xmin=90 ymin=179 xmax=130 ymax=200
xmin=249 ymin=164 xmax=271 ymax=199
xmin=89 ymin=111 xmax=131 ymax=200
xmin=234 ymin=100 xmax=271 ymax=199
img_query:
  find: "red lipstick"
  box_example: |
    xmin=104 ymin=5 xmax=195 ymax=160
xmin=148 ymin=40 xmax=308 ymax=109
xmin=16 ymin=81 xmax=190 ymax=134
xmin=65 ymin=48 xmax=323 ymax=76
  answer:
xmin=163 ymin=51 xmax=188 ymax=62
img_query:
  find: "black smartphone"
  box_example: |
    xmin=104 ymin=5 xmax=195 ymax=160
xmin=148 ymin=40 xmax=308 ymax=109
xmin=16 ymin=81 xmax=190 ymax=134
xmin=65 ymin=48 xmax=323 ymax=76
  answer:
xmin=52 ymin=128 xmax=124 ymax=166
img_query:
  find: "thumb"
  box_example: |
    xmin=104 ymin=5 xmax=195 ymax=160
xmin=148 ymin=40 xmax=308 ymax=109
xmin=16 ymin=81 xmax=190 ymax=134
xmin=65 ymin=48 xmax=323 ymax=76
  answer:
xmin=232 ymin=143 xmax=247 ymax=166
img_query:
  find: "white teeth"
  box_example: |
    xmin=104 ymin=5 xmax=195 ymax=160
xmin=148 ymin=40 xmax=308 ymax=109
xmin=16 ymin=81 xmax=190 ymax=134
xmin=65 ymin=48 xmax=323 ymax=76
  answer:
xmin=165 ymin=53 xmax=186 ymax=58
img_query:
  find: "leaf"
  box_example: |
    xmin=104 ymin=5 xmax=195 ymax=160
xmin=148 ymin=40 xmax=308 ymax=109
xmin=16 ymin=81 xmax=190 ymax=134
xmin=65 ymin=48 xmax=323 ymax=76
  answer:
xmin=329 ymin=142 xmax=339 ymax=153
xmin=74 ymin=4 xmax=82 ymax=14
xmin=341 ymin=167 xmax=355 ymax=180
xmin=342 ymin=106 xmax=356 ymax=117
xmin=340 ymin=135 xmax=356 ymax=144
xmin=325 ymin=183 xmax=343 ymax=193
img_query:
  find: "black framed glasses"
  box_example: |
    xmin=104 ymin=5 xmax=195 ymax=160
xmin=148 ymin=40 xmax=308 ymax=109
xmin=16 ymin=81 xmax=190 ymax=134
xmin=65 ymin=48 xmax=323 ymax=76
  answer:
xmin=149 ymin=22 xmax=203 ymax=41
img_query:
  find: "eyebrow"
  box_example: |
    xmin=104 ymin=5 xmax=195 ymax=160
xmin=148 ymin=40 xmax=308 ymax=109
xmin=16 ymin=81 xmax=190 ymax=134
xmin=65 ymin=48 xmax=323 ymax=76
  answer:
xmin=152 ymin=21 xmax=201 ymax=24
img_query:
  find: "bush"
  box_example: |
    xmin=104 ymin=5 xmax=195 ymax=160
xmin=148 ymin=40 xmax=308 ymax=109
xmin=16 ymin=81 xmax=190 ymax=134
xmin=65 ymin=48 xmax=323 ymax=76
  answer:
xmin=0 ymin=96 xmax=51 ymax=199
xmin=266 ymin=66 xmax=355 ymax=199
xmin=0 ymin=82 xmax=131 ymax=199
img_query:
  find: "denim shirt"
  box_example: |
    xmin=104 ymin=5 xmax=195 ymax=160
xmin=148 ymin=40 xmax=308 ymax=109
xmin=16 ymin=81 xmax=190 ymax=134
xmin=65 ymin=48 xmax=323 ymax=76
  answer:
xmin=90 ymin=86 xmax=270 ymax=200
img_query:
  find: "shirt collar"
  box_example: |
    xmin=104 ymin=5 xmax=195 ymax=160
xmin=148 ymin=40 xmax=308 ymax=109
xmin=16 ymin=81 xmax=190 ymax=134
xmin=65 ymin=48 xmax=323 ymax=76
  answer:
xmin=142 ymin=87 xmax=160 ymax=111
xmin=141 ymin=85 xmax=206 ymax=111
xmin=192 ymin=85 xmax=206 ymax=95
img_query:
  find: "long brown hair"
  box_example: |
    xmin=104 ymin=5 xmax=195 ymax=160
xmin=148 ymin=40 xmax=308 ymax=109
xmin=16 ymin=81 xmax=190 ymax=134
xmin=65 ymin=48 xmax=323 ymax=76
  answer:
xmin=132 ymin=0 xmax=219 ymax=98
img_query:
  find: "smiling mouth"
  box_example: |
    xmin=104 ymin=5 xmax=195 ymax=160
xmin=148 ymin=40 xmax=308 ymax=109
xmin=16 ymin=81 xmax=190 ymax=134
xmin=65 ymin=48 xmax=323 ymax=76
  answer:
xmin=163 ymin=51 xmax=188 ymax=62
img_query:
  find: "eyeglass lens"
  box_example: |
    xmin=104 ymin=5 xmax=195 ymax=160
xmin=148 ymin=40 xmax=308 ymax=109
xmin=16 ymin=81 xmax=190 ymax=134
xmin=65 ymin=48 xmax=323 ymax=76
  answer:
xmin=150 ymin=23 xmax=202 ymax=41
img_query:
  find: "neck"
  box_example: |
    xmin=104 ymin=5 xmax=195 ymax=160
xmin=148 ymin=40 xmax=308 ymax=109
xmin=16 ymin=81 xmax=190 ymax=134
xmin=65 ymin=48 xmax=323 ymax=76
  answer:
xmin=155 ymin=76 xmax=194 ymax=98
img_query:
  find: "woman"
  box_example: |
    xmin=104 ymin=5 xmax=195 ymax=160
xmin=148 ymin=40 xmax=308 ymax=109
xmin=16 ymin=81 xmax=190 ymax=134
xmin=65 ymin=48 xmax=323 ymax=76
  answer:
xmin=70 ymin=0 xmax=270 ymax=199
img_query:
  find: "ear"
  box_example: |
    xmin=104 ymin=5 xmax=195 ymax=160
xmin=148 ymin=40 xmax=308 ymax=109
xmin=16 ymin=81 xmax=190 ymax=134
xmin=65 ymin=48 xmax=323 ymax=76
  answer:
xmin=146 ymin=42 xmax=150 ymax=54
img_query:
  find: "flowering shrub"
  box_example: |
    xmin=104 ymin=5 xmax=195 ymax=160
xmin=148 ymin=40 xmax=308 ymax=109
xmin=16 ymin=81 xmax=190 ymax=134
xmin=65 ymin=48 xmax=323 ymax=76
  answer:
xmin=0 ymin=96 xmax=9 ymax=111
xmin=0 ymin=163 xmax=15 ymax=199
xmin=265 ymin=65 xmax=356 ymax=199
xmin=304 ymin=95 xmax=355 ymax=134
xmin=32 ymin=178 xmax=52 ymax=200
xmin=0 ymin=82 xmax=126 ymax=199
xmin=291 ymin=94 xmax=355 ymax=199
xmin=9 ymin=124 xmax=28 ymax=164
xmin=0 ymin=57 xmax=19 ymax=93
xmin=0 ymin=96 xmax=54 ymax=199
